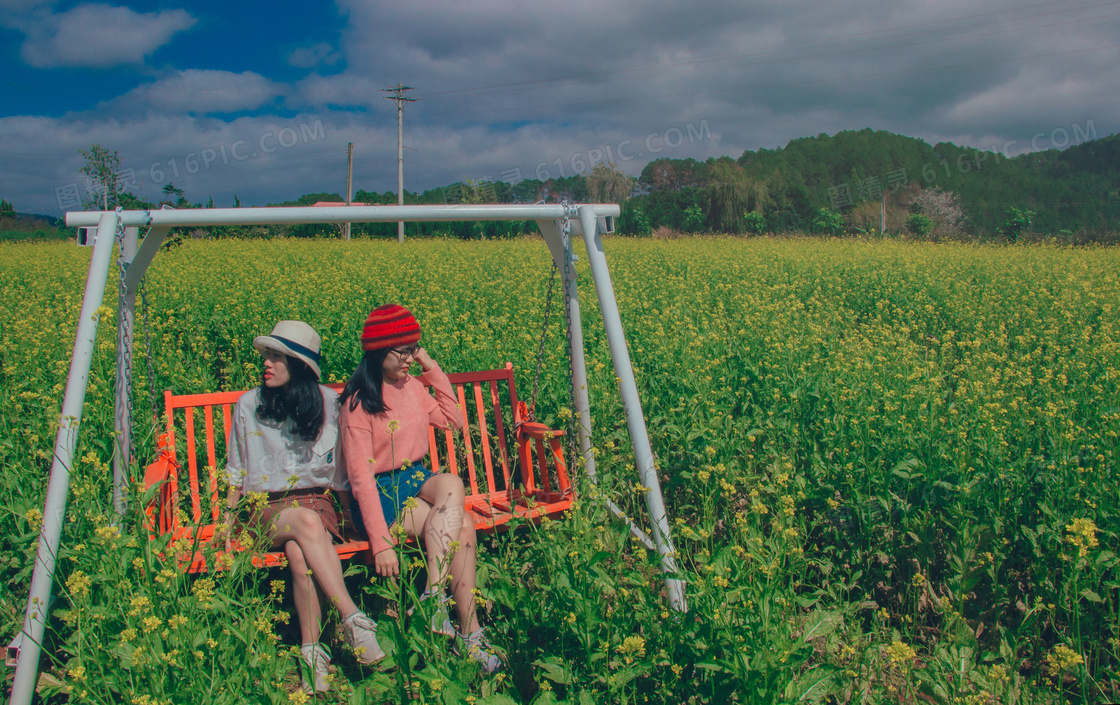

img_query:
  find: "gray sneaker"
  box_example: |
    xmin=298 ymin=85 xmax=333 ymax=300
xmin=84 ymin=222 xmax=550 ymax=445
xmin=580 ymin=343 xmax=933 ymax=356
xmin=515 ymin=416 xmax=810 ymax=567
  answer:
xmin=299 ymin=643 xmax=330 ymax=693
xmin=342 ymin=611 xmax=386 ymax=664
xmin=408 ymin=593 xmax=456 ymax=636
xmin=456 ymin=627 xmax=501 ymax=673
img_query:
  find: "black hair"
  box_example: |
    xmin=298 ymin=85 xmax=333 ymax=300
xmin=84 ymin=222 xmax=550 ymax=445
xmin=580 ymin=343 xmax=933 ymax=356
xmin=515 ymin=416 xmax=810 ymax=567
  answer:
xmin=256 ymin=355 xmax=324 ymax=441
xmin=339 ymin=348 xmax=391 ymax=415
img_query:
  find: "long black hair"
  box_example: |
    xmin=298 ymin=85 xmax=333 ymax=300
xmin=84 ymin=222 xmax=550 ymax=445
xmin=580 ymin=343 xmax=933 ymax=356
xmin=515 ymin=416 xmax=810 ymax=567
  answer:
xmin=257 ymin=355 xmax=324 ymax=441
xmin=339 ymin=348 xmax=391 ymax=415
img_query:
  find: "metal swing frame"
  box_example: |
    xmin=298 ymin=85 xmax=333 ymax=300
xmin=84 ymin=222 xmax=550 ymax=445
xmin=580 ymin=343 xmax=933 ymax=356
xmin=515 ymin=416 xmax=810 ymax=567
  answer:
xmin=8 ymin=203 xmax=686 ymax=705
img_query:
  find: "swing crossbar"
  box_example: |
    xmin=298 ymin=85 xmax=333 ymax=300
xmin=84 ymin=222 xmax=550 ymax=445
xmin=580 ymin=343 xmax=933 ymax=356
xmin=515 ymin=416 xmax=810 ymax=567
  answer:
xmin=142 ymin=363 xmax=572 ymax=572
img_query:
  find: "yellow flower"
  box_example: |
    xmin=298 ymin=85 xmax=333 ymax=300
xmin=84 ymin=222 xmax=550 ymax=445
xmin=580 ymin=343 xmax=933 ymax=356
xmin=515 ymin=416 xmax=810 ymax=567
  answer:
xmin=129 ymin=595 xmax=151 ymax=616
xmin=1045 ymin=644 xmax=1083 ymax=677
xmin=288 ymin=690 xmax=309 ymax=704
xmin=95 ymin=524 xmax=121 ymax=543
xmin=192 ymin=578 xmax=215 ymax=601
xmin=1064 ymin=518 xmax=1099 ymax=557
xmin=885 ymin=640 xmax=916 ymax=666
xmin=142 ymin=616 xmax=162 ymax=633
xmin=66 ymin=571 xmax=92 ymax=600
xmin=618 ymin=635 xmax=646 ymax=660
xmin=24 ymin=507 xmax=43 ymax=531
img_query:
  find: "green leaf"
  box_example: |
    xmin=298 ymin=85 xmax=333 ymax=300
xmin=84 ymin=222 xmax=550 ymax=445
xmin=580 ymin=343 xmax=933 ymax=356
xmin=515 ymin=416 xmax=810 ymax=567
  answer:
xmin=784 ymin=668 xmax=837 ymax=702
xmin=801 ymin=610 xmax=842 ymax=642
xmin=1079 ymin=588 xmax=1102 ymax=603
xmin=534 ymin=658 xmax=573 ymax=685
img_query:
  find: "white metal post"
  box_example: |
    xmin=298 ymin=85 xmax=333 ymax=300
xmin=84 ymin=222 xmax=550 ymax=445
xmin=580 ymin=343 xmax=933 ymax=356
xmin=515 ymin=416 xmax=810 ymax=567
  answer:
xmin=535 ymin=219 xmax=595 ymax=477
xmin=577 ymin=206 xmax=687 ymax=612
xmin=10 ymin=210 xmax=121 ymax=705
xmin=113 ymin=226 xmax=138 ymax=516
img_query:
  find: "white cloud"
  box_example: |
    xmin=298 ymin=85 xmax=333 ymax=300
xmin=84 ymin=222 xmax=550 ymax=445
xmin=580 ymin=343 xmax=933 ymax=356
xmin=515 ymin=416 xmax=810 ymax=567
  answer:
xmin=288 ymin=42 xmax=341 ymax=69
xmin=105 ymin=70 xmax=285 ymax=115
xmin=19 ymin=4 xmax=196 ymax=68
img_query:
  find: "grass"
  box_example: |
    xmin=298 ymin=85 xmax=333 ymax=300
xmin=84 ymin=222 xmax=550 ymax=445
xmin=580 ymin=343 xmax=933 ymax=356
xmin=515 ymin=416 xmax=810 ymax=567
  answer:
xmin=1 ymin=236 xmax=1117 ymax=704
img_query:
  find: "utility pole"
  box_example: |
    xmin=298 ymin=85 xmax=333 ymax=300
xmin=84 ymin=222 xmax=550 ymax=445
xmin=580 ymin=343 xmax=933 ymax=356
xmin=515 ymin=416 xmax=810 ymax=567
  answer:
xmin=344 ymin=142 xmax=353 ymax=242
xmin=381 ymin=83 xmax=418 ymax=242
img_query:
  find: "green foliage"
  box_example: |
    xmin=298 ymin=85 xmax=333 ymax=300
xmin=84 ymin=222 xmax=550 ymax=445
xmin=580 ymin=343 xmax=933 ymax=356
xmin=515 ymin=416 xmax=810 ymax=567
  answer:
xmin=1002 ymin=208 xmax=1034 ymax=242
xmin=703 ymin=159 xmax=769 ymax=234
xmin=743 ymin=211 xmax=766 ymax=235
xmin=811 ymin=208 xmax=844 ymax=235
xmin=906 ymin=213 xmax=934 ymax=237
xmin=0 ymin=198 xmax=15 ymax=218
xmin=585 ymin=162 xmax=635 ymax=205
xmin=3 ymin=238 xmax=1119 ymax=703
xmin=618 ymin=200 xmax=651 ymax=236
xmin=682 ymin=203 xmax=705 ymax=233
xmin=78 ymin=144 xmax=123 ymax=210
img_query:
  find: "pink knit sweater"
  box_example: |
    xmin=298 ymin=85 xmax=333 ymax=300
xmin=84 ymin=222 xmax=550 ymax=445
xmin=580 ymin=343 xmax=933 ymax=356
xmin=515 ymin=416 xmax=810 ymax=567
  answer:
xmin=338 ymin=363 xmax=463 ymax=554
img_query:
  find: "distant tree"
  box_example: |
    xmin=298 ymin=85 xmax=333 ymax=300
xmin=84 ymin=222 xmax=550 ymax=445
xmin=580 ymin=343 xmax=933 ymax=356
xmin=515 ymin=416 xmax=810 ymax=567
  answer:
xmin=618 ymin=200 xmax=651 ymax=236
xmin=586 ymin=162 xmax=635 ymax=204
xmin=0 ymin=198 xmax=14 ymax=218
xmin=1002 ymin=208 xmax=1034 ymax=242
xmin=683 ymin=203 xmax=705 ymax=233
xmin=743 ymin=211 xmax=766 ymax=235
xmin=704 ymin=159 xmax=768 ymax=233
xmin=905 ymin=213 xmax=934 ymax=238
xmin=78 ymin=144 xmax=122 ymax=210
xmin=638 ymin=158 xmax=708 ymax=193
xmin=913 ymin=188 xmax=968 ymax=239
xmin=161 ymin=182 xmax=190 ymax=208
xmin=811 ymin=208 xmax=844 ymax=236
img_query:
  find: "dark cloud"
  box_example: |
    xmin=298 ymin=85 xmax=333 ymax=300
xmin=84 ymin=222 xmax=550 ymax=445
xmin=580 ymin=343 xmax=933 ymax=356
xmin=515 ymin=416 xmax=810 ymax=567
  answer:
xmin=1 ymin=0 xmax=1117 ymax=216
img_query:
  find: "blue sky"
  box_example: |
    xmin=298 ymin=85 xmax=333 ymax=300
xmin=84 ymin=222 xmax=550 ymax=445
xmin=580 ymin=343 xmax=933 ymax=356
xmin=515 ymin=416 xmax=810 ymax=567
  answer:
xmin=2 ymin=0 xmax=1118 ymax=216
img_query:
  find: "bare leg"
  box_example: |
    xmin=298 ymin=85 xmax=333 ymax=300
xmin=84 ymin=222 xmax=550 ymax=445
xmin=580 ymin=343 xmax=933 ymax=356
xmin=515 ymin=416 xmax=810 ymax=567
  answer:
xmin=285 ymin=540 xmax=323 ymax=644
xmin=270 ymin=507 xmax=359 ymax=618
xmin=448 ymin=522 xmax=480 ymax=633
xmin=416 ymin=474 xmax=467 ymax=589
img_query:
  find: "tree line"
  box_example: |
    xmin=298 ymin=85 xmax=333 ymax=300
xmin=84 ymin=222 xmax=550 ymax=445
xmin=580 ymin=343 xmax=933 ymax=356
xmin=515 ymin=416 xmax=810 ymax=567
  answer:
xmin=9 ymin=129 xmax=1116 ymax=242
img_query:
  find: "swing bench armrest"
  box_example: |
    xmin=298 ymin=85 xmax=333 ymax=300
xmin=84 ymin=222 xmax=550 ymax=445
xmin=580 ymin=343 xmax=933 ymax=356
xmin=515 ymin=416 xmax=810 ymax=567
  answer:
xmin=517 ymin=422 xmax=564 ymax=440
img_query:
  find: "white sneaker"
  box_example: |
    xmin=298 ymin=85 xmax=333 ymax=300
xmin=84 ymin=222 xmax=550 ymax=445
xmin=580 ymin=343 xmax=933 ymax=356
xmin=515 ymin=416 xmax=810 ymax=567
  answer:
xmin=342 ymin=611 xmax=386 ymax=664
xmin=408 ymin=592 xmax=456 ymax=636
xmin=456 ymin=627 xmax=501 ymax=673
xmin=299 ymin=643 xmax=330 ymax=693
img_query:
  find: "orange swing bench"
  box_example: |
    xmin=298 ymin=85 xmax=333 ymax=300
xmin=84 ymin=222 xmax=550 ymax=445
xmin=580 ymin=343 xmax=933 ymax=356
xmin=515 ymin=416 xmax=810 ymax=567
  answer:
xmin=142 ymin=363 xmax=572 ymax=572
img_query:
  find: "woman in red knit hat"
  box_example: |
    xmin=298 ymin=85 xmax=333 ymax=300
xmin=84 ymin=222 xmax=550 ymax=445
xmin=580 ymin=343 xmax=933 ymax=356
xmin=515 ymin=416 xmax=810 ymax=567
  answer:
xmin=338 ymin=304 xmax=500 ymax=673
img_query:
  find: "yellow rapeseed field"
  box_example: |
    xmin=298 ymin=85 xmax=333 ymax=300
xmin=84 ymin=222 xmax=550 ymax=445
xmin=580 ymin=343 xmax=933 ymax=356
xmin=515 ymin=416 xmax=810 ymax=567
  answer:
xmin=1 ymin=236 xmax=1117 ymax=704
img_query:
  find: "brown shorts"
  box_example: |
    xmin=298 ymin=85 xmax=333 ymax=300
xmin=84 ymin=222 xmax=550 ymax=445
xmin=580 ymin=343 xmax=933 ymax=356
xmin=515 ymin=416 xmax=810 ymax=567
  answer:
xmin=251 ymin=488 xmax=345 ymax=544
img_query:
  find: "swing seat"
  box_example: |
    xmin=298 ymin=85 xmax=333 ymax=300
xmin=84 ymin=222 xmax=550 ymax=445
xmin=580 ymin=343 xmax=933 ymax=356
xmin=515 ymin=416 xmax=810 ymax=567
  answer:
xmin=142 ymin=363 xmax=573 ymax=573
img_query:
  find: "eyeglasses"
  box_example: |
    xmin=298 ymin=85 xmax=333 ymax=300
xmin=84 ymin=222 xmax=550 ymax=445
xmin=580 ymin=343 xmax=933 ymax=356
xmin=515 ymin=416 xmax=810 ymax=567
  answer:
xmin=390 ymin=345 xmax=421 ymax=358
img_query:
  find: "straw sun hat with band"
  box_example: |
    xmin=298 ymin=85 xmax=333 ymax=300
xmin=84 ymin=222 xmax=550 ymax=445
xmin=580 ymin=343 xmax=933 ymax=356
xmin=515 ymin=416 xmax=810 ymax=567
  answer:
xmin=253 ymin=320 xmax=323 ymax=380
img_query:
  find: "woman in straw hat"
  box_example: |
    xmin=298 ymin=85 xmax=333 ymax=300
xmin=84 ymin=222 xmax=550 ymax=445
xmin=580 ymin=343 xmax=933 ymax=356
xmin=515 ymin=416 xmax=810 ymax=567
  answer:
xmin=339 ymin=304 xmax=501 ymax=673
xmin=225 ymin=320 xmax=385 ymax=693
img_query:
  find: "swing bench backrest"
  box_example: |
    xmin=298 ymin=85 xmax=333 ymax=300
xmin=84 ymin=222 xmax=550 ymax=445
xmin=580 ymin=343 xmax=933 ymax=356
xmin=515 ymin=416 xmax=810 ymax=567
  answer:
xmin=142 ymin=363 xmax=572 ymax=572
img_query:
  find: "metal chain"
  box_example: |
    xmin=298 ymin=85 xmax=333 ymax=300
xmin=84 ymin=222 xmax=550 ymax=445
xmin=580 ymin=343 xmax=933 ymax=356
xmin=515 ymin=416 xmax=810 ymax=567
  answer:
xmin=527 ymin=261 xmax=558 ymax=422
xmin=139 ymin=278 xmax=158 ymax=421
xmin=114 ymin=220 xmax=135 ymax=460
xmin=559 ymin=199 xmax=579 ymax=466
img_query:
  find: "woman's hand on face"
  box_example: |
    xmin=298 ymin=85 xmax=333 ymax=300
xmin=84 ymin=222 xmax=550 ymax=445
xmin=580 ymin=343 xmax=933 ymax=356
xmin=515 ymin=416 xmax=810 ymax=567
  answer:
xmin=374 ymin=547 xmax=399 ymax=577
xmin=414 ymin=348 xmax=435 ymax=371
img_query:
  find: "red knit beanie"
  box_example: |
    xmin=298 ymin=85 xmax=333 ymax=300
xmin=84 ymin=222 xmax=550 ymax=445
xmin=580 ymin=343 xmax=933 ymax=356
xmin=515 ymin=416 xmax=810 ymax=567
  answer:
xmin=361 ymin=304 xmax=421 ymax=351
